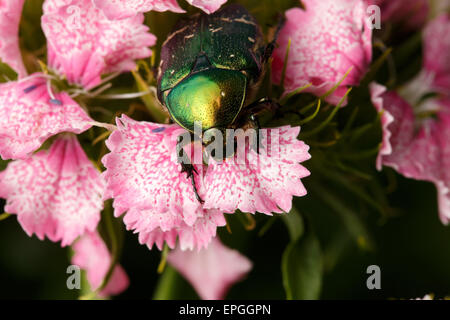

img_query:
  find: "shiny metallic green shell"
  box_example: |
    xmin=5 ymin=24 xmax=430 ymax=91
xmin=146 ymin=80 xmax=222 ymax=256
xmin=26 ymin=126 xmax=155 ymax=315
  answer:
xmin=157 ymin=4 xmax=265 ymax=132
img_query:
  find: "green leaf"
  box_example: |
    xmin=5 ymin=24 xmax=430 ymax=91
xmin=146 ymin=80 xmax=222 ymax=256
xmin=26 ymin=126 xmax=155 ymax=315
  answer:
xmin=281 ymin=211 xmax=322 ymax=300
xmin=282 ymin=207 xmax=304 ymax=241
xmin=153 ymin=265 xmax=192 ymax=300
xmin=310 ymin=183 xmax=375 ymax=251
xmin=0 ymin=60 xmax=18 ymax=83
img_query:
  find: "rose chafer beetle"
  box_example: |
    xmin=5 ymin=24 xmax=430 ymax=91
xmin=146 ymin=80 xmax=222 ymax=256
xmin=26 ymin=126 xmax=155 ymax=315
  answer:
xmin=157 ymin=4 xmax=281 ymax=202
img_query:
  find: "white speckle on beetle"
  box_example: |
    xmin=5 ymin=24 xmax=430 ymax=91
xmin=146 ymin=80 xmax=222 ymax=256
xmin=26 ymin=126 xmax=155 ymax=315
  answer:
xmin=235 ymin=18 xmax=256 ymax=26
xmin=248 ymin=37 xmax=255 ymax=43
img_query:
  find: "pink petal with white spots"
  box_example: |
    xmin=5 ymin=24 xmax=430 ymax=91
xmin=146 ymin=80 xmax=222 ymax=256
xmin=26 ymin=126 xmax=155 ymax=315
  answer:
xmin=272 ymin=0 xmax=372 ymax=106
xmin=203 ymin=127 xmax=311 ymax=215
xmin=186 ymin=0 xmax=227 ymax=14
xmin=365 ymin=0 xmax=429 ymax=30
xmin=369 ymin=83 xmax=394 ymax=170
xmin=102 ymin=115 xmax=225 ymax=250
xmin=0 ymin=135 xmax=105 ymax=246
xmin=92 ymin=0 xmax=184 ymax=20
xmin=423 ymin=14 xmax=450 ymax=94
xmin=167 ymin=237 xmax=252 ymax=300
xmin=42 ymin=0 xmax=156 ymax=89
xmin=72 ymin=231 xmax=129 ymax=297
xmin=0 ymin=75 xmax=94 ymax=160
xmin=0 ymin=0 xmax=27 ymax=77
xmin=92 ymin=0 xmax=227 ymax=20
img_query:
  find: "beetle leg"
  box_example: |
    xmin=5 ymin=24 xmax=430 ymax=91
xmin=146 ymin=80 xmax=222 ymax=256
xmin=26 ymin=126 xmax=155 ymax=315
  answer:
xmin=180 ymin=162 xmax=204 ymax=204
xmin=249 ymin=113 xmax=261 ymax=154
xmin=246 ymin=97 xmax=282 ymax=114
xmin=177 ymin=134 xmax=204 ymax=204
xmin=263 ymin=15 xmax=287 ymax=62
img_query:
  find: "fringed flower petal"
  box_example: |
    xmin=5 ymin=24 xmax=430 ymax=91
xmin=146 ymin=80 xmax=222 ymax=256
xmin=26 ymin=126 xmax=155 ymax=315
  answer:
xmin=185 ymin=0 xmax=227 ymax=14
xmin=0 ymin=136 xmax=105 ymax=246
xmin=375 ymin=91 xmax=416 ymax=173
xmin=167 ymin=238 xmax=252 ymax=300
xmin=92 ymin=0 xmax=184 ymax=20
xmin=369 ymin=83 xmax=394 ymax=170
xmin=137 ymin=209 xmax=226 ymax=251
xmin=72 ymin=231 xmax=129 ymax=297
xmin=42 ymin=0 xmax=156 ymax=89
xmin=436 ymin=181 xmax=450 ymax=225
xmin=0 ymin=0 xmax=27 ymax=78
xmin=92 ymin=0 xmax=227 ymax=20
xmin=203 ymin=127 xmax=311 ymax=215
xmin=272 ymin=0 xmax=372 ymax=106
xmin=102 ymin=115 xmax=225 ymax=250
xmin=0 ymin=75 xmax=94 ymax=160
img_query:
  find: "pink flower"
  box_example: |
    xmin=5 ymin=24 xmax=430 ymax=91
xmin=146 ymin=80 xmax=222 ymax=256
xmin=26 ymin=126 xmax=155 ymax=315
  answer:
xmin=370 ymin=86 xmax=450 ymax=224
xmin=41 ymin=0 xmax=156 ymax=89
xmin=167 ymin=238 xmax=252 ymax=300
xmin=92 ymin=0 xmax=227 ymax=20
xmin=102 ymin=116 xmax=311 ymax=249
xmin=203 ymin=127 xmax=311 ymax=215
xmin=102 ymin=115 xmax=226 ymax=251
xmin=423 ymin=14 xmax=450 ymax=94
xmin=365 ymin=0 xmax=429 ymax=30
xmin=0 ymin=0 xmax=27 ymax=77
xmin=272 ymin=0 xmax=372 ymax=106
xmin=72 ymin=231 xmax=129 ymax=297
xmin=0 ymin=75 xmax=94 ymax=160
xmin=0 ymin=135 xmax=105 ymax=246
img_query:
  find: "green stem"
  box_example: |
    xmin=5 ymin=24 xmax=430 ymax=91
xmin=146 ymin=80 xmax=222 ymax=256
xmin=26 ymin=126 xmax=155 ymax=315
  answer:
xmin=300 ymin=88 xmax=352 ymax=139
xmin=153 ymin=266 xmax=180 ymax=300
xmin=0 ymin=213 xmax=11 ymax=221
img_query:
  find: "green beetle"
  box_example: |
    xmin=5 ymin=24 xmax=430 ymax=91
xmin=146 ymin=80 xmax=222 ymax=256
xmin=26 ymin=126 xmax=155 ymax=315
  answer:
xmin=157 ymin=4 xmax=280 ymax=202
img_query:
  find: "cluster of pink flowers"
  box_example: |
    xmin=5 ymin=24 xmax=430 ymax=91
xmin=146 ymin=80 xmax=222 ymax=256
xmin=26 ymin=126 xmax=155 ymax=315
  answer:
xmin=1 ymin=0 xmax=447 ymax=300
xmin=0 ymin=0 xmax=312 ymax=299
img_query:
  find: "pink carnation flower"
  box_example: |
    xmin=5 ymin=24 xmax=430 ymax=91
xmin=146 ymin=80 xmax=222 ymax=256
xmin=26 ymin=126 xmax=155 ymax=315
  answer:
xmin=103 ymin=116 xmax=311 ymax=250
xmin=167 ymin=238 xmax=252 ymax=300
xmin=0 ymin=0 xmax=27 ymax=77
xmin=272 ymin=0 xmax=372 ymax=106
xmin=0 ymin=75 xmax=94 ymax=160
xmin=72 ymin=231 xmax=129 ymax=297
xmin=41 ymin=0 xmax=156 ymax=89
xmin=0 ymin=135 xmax=105 ymax=246
xmin=92 ymin=0 xmax=227 ymax=20
xmin=365 ymin=0 xmax=429 ymax=30
xmin=102 ymin=115 xmax=226 ymax=251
